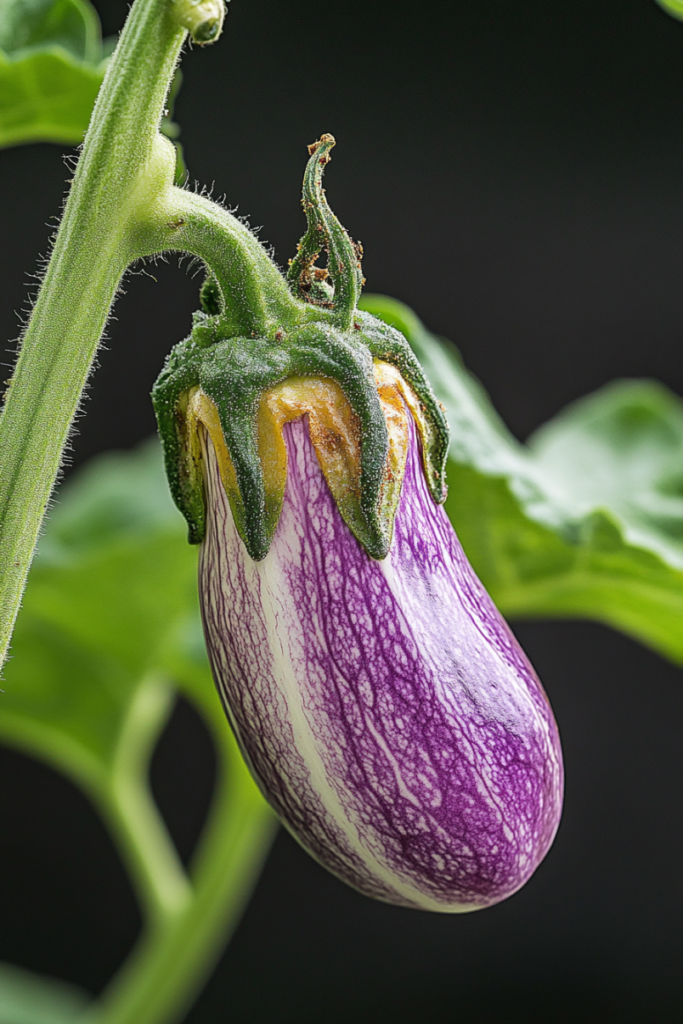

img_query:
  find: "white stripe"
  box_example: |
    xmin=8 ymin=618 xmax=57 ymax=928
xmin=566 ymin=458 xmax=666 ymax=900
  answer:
xmin=254 ymin=517 xmax=474 ymax=912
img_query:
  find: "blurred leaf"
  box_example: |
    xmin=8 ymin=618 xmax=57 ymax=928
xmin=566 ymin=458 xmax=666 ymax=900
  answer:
xmin=529 ymin=380 xmax=683 ymax=570
xmin=655 ymin=1 xmax=683 ymax=24
xmin=0 ymin=51 xmax=104 ymax=147
xmin=0 ymin=961 xmax=90 ymax=1024
xmin=0 ymin=440 xmax=201 ymax=778
xmin=0 ymin=1 xmax=183 ymax=156
xmin=0 ymin=439 xmax=272 ymax=1024
xmin=361 ymin=294 xmax=683 ymax=665
xmin=0 ymin=0 xmax=100 ymax=61
xmin=0 ymin=0 xmax=106 ymax=147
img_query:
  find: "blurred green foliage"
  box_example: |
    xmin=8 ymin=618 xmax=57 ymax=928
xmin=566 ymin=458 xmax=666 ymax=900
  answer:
xmin=656 ymin=0 xmax=683 ymax=23
xmin=0 ymin=0 xmax=180 ymax=152
xmin=0 ymin=442 xmax=273 ymax=1024
xmin=0 ymin=0 xmax=110 ymax=147
xmin=362 ymin=295 xmax=683 ymax=666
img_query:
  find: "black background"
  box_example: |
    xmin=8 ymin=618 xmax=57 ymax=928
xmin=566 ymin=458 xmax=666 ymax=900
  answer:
xmin=1 ymin=1 xmax=682 ymax=1021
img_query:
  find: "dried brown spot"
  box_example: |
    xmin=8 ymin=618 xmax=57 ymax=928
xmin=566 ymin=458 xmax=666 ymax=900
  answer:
xmin=315 ymin=423 xmax=346 ymax=459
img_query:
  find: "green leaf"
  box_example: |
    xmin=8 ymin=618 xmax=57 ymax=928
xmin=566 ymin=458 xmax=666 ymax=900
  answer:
xmin=0 ymin=0 xmax=106 ymax=148
xmin=0 ymin=436 xmax=273 ymax=1023
xmin=1 ymin=440 xmax=198 ymax=777
xmin=0 ymin=1 xmax=183 ymax=160
xmin=529 ymin=380 xmax=683 ymax=571
xmin=0 ymin=50 xmax=104 ymax=147
xmin=0 ymin=961 xmax=90 ymax=1024
xmin=0 ymin=0 xmax=101 ymax=62
xmin=655 ymin=1 xmax=683 ymax=24
xmin=360 ymin=294 xmax=683 ymax=665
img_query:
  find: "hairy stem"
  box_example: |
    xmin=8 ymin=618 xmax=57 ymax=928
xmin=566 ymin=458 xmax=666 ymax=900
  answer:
xmin=0 ymin=0 xmax=305 ymax=672
xmin=0 ymin=0 xmax=189 ymax=671
xmin=130 ymin=186 xmax=303 ymax=338
xmin=0 ymin=3 xmax=278 ymax=1020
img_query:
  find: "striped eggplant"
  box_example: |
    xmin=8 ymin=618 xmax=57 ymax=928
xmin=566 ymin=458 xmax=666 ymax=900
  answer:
xmin=153 ymin=136 xmax=563 ymax=912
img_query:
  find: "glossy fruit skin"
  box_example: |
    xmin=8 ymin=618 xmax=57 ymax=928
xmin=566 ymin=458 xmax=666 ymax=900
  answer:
xmin=199 ymin=413 xmax=564 ymax=912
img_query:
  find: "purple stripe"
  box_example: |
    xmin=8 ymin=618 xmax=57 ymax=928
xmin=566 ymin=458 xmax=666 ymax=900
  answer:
xmin=199 ymin=414 xmax=563 ymax=911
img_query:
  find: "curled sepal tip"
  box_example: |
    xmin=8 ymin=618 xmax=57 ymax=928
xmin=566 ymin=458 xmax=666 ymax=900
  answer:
xmin=287 ymin=135 xmax=364 ymax=329
xmin=171 ymin=0 xmax=226 ymax=44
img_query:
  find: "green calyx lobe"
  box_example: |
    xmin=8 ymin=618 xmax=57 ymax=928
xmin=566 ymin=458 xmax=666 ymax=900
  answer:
xmin=152 ymin=135 xmax=449 ymax=562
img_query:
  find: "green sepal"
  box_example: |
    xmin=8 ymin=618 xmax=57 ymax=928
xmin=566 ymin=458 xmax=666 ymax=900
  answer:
xmin=152 ymin=135 xmax=450 ymax=562
xmin=356 ymin=311 xmax=450 ymax=504
xmin=287 ymin=134 xmax=364 ymax=329
xmin=153 ymin=314 xmax=391 ymax=560
xmin=151 ymin=325 xmax=211 ymax=546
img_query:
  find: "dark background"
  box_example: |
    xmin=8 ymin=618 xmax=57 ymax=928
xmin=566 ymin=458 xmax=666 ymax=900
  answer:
xmin=1 ymin=0 xmax=682 ymax=1021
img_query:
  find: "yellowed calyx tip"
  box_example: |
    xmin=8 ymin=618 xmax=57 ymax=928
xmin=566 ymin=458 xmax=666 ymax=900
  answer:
xmin=183 ymin=362 xmax=432 ymax=562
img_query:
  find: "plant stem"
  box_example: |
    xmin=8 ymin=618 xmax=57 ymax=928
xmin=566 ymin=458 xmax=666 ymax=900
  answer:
xmin=0 ymin=667 xmax=275 ymax=1024
xmin=104 ymin=677 xmax=192 ymax=927
xmin=0 ymin=674 xmax=187 ymax=927
xmin=130 ymin=186 xmax=303 ymax=338
xmin=0 ymin=4 xmax=278 ymax=1019
xmin=0 ymin=0 xmax=185 ymax=669
xmin=84 ymin=687 xmax=275 ymax=1024
xmin=0 ymin=0 xmax=308 ymax=673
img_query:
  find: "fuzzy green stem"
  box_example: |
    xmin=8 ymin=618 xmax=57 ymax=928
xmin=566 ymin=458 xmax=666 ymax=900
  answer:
xmin=130 ymin=186 xmax=303 ymax=338
xmin=0 ymin=0 xmax=310 ymax=671
xmin=0 ymin=0 xmax=189 ymax=670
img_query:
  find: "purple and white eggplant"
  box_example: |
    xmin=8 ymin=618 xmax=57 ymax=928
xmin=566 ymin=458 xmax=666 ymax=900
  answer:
xmin=153 ymin=135 xmax=563 ymax=911
xmin=198 ymin=396 xmax=563 ymax=911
